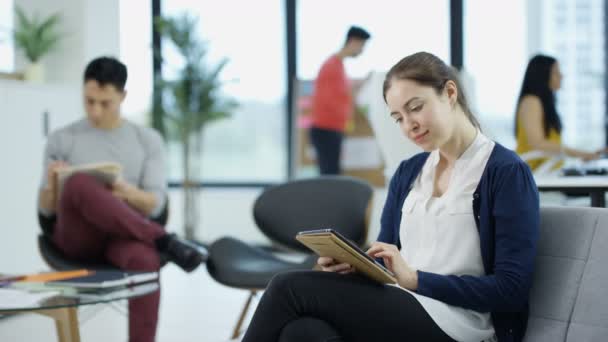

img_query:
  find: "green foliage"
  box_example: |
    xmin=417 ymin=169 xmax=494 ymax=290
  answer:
xmin=153 ymin=13 xmax=236 ymax=238
xmin=154 ymin=14 xmax=236 ymax=142
xmin=13 ymin=5 xmax=62 ymax=63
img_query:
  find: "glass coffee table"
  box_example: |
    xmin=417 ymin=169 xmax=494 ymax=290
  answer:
xmin=0 ymin=282 xmax=159 ymax=342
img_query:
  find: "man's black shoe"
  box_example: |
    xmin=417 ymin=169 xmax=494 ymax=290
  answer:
xmin=162 ymin=234 xmax=208 ymax=272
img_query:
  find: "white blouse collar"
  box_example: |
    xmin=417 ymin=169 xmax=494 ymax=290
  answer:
xmin=428 ymin=130 xmax=488 ymax=167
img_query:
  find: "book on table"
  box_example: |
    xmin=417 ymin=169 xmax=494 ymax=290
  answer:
xmin=45 ymin=270 xmax=159 ymax=290
xmin=68 ymin=281 xmax=160 ymax=301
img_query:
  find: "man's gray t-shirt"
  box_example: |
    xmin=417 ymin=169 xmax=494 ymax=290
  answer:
xmin=39 ymin=118 xmax=167 ymax=218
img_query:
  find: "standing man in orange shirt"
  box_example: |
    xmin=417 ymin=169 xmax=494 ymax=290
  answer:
xmin=310 ymin=26 xmax=371 ymax=175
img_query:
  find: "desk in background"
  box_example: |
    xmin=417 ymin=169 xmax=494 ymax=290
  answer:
xmin=535 ymin=175 xmax=608 ymax=207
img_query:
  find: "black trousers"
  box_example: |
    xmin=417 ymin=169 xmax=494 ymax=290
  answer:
xmin=242 ymin=271 xmax=455 ymax=342
xmin=310 ymin=127 xmax=343 ymax=175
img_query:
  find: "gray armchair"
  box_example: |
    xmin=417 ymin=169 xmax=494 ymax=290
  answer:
xmin=525 ymin=206 xmax=608 ymax=341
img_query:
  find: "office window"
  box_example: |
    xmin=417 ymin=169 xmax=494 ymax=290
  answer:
xmin=119 ymin=1 xmax=153 ymax=124
xmin=0 ymin=0 xmax=14 ymax=72
xmin=539 ymin=0 xmax=605 ymax=150
xmin=465 ymin=0 xmax=605 ymax=151
xmin=161 ymin=0 xmax=287 ymax=183
xmin=297 ymin=0 xmax=450 ymax=80
xmin=464 ymin=0 xmax=527 ymax=149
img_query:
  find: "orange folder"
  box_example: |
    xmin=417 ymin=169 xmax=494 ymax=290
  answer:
xmin=18 ymin=269 xmax=94 ymax=282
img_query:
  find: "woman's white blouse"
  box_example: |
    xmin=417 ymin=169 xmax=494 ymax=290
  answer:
xmin=398 ymin=132 xmax=497 ymax=342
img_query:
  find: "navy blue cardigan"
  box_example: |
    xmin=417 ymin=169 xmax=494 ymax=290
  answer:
xmin=378 ymin=143 xmax=539 ymax=342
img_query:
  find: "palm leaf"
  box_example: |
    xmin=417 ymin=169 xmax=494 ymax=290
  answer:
xmin=13 ymin=6 xmax=62 ymax=62
xmin=15 ymin=6 xmax=33 ymax=33
xmin=38 ymin=13 xmax=61 ymax=35
xmin=155 ymin=12 xmax=237 ymax=149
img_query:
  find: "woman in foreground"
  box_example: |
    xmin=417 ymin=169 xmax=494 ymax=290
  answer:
xmin=242 ymin=52 xmax=539 ymax=342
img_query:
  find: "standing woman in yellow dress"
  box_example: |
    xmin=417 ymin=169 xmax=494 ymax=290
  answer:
xmin=515 ymin=54 xmax=601 ymax=171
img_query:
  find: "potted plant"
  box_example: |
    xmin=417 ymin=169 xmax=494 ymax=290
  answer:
xmin=13 ymin=5 xmax=62 ymax=83
xmin=155 ymin=14 xmax=236 ymax=240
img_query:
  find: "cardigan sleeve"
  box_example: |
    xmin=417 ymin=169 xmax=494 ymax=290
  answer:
xmin=377 ymin=160 xmax=407 ymax=245
xmin=416 ymin=161 xmax=540 ymax=312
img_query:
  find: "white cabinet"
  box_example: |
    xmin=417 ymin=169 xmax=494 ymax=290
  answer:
xmin=0 ymin=80 xmax=80 ymax=272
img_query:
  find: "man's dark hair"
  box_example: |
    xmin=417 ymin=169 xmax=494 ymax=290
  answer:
xmin=346 ymin=26 xmax=371 ymax=42
xmin=83 ymin=56 xmax=128 ymax=91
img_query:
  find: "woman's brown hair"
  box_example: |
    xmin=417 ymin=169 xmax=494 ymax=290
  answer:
xmin=382 ymin=52 xmax=480 ymax=129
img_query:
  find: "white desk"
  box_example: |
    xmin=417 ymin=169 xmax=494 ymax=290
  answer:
xmin=535 ymin=176 xmax=608 ymax=207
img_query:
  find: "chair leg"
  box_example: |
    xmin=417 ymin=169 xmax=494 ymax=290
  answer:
xmin=231 ymin=290 xmax=257 ymax=339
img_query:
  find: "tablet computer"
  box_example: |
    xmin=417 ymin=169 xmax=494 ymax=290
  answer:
xmin=296 ymin=229 xmax=397 ymax=284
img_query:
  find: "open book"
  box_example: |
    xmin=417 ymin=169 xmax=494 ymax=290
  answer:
xmin=55 ymin=162 xmax=122 ymax=196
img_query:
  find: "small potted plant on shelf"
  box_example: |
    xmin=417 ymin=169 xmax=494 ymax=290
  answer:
xmin=13 ymin=5 xmax=63 ymax=83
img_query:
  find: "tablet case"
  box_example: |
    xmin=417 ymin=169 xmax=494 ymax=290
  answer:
xmin=296 ymin=230 xmax=397 ymax=284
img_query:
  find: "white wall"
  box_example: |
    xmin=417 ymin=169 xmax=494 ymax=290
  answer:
xmin=167 ymin=188 xmax=268 ymax=244
xmin=0 ymin=80 xmax=80 ymax=273
xmin=0 ymin=0 xmax=121 ymax=273
xmin=167 ymin=186 xmax=388 ymax=247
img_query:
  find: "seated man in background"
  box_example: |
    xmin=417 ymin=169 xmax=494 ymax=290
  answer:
xmin=37 ymin=56 xmax=205 ymax=342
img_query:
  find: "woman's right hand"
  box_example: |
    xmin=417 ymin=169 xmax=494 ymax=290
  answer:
xmin=317 ymin=257 xmax=354 ymax=274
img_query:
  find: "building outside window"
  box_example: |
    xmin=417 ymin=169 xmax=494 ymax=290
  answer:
xmin=161 ymin=0 xmax=287 ymax=183
xmin=464 ymin=0 xmax=605 ymax=151
xmin=541 ymin=0 xmax=605 ymax=150
xmin=298 ymin=0 xmax=450 ymax=81
xmin=464 ymin=0 xmax=527 ymax=149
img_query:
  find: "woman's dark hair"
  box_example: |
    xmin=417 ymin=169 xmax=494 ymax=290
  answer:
xmin=83 ymin=56 xmax=128 ymax=91
xmin=382 ymin=52 xmax=480 ymax=129
xmin=515 ymin=54 xmax=561 ymax=137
